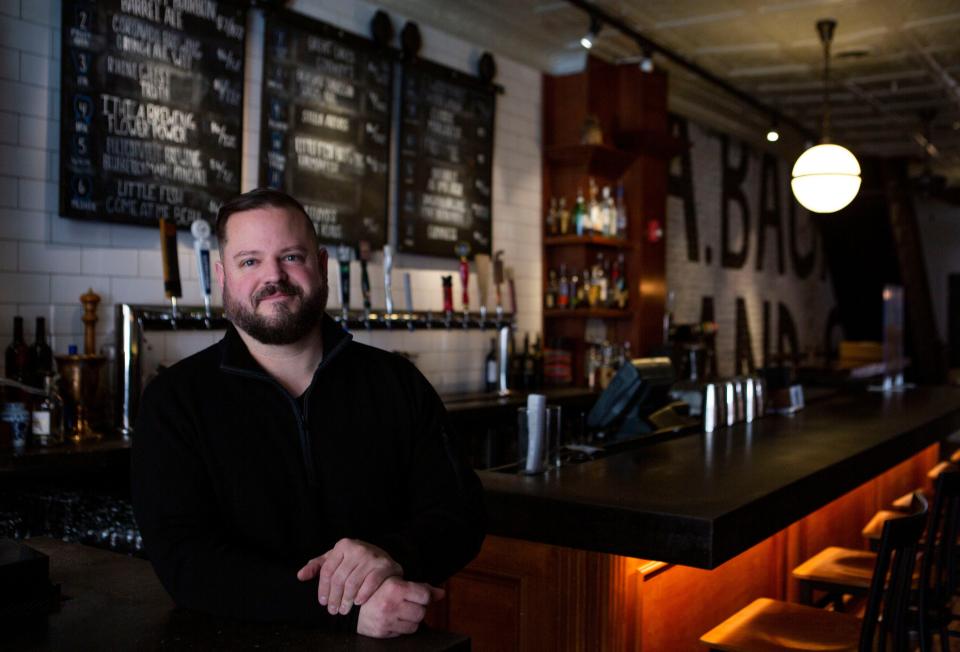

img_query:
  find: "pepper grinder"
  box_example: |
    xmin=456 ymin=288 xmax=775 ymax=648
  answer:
xmin=56 ymin=289 xmax=106 ymax=442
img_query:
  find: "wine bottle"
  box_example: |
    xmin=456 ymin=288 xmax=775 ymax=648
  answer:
xmin=5 ymin=316 xmax=30 ymax=383
xmin=484 ymin=338 xmax=497 ymax=392
xmin=30 ymin=317 xmax=54 ymax=387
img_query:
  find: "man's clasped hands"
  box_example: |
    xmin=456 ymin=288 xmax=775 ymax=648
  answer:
xmin=296 ymin=538 xmax=444 ymax=638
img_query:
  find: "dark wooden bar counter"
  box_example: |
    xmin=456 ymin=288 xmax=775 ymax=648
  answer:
xmin=9 ymin=537 xmax=469 ymax=651
xmin=479 ymin=386 xmax=960 ymax=568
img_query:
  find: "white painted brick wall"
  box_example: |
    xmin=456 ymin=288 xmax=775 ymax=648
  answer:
xmin=666 ymin=119 xmax=835 ymax=377
xmin=0 ymin=0 xmax=542 ymax=395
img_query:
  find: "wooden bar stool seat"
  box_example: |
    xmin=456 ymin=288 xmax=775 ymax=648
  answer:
xmin=864 ymin=462 xmax=952 ymax=543
xmin=791 ymin=546 xmax=921 ymax=608
xmin=701 ymin=494 xmax=928 ymax=652
xmin=792 ymin=546 xmax=877 ymax=593
xmin=861 ymin=509 xmax=909 ymax=545
xmin=890 ymin=492 xmax=917 ymax=511
xmin=699 ymin=597 xmax=862 ymax=652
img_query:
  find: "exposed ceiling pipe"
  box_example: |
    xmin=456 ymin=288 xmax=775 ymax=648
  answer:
xmin=564 ymin=0 xmax=818 ymax=141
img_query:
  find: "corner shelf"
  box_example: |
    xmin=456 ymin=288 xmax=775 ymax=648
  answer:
xmin=545 ymin=235 xmax=634 ymax=250
xmin=544 ymin=308 xmax=632 ymax=320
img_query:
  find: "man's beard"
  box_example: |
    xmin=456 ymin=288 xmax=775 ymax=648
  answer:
xmin=223 ymin=278 xmax=327 ymax=345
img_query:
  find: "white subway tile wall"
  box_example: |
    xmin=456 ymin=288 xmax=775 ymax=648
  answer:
xmin=0 ymin=0 xmax=542 ymax=395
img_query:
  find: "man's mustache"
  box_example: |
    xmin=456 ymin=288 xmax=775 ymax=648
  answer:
xmin=254 ymin=281 xmax=303 ymax=306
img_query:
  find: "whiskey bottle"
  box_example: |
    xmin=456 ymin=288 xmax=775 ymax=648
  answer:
xmin=545 ymin=269 xmax=558 ymax=309
xmin=546 ymin=197 xmax=559 ymax=237
xmin=558 ymin=197 xmax=571 ymax=235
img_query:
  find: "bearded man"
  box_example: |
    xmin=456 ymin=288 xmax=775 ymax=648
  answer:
xmin=131 ymin=189 xmax=485 ymax=638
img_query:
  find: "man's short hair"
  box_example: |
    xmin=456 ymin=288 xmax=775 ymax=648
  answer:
xmin=215 ymin=188 xmax=319 ymax=252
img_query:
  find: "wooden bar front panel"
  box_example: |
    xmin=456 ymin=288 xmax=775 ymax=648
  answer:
xmin=429 ymin=444 xmax=939 ymax=651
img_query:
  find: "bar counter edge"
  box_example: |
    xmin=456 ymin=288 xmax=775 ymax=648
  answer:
xmin=478 ymin=386 xmax=960 ymax=569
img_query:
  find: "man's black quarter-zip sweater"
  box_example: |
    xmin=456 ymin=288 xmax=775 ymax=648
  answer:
xmin=131 ymin=315 xmax=486 ymax=628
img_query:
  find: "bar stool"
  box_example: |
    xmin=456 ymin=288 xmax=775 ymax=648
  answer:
xmin=790 ymin=493 xmax=925 ymax=608
xmin=862 ymin=463 xmax=955 ymax=548
xmin=700 ymin=494 xmax=928 ymax=651
xmin=791 ymin=470 xmax=960 ymax=651
xmin=917 ymin=470 xmax=960 ymax=651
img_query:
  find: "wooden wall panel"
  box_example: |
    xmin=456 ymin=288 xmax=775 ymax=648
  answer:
xmin=639 ymin=533 xmax=786 ymax=652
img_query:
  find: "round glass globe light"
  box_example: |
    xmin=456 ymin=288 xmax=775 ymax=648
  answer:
xmin=790 ymin=143 xmax=862 ymax=213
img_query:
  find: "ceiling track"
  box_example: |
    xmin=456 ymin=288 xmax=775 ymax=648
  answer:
xmin=564 ymin=0 xmax=818 ymax=142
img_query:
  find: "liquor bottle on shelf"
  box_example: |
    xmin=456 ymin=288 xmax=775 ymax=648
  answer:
xmin=545 ymin=197 xmax=558 ymax=237
xmin=571 ymin=269 xmax=590 ymax=308
xmin=31 ymin=373 xmax=63 ymax=447
xmin=544 ymin=270 xmax=558 ymax=309
xmin=532 ymin=334 xmax=545 ymax=389
xmin=557 ymin=265 xmax=571 ymax=309
xmin=484 ymin=338 xmax=497 ymax=392
xmin=509 ymin=333 xmax=522 ymax=388
xmin=521 ymin=333 xmax=535 ymax=389
xmin=569 ymin=269 xmax=580 ymax=309
xmin=586 ymin=346 xmax=601 ymax=390
xmin=5 ymin=316 xmax=29 ymax=383
xmin=615 ymin=182 xmax=627 ymax=238
xmin=589 ymin=254 xmax=606 ymax=308
xmin=603 ymin=254 xmax=613 ymax=307
xmin=601 ymin=185 xmax=615 ymax=236
xmin=573 ymin=188 xmax=587 ymax=236
xmin=587 ymin=178 xmax=600 ymax=236
xmin=610 ymin=256 xmax=622 ymax=308
xmin=614 ymin=253 xmax=628 ymax=309
xmin=558 ymin=197 xmax=571 ymax=235
xmin=30 ymin=317 xmax=54 ymax=387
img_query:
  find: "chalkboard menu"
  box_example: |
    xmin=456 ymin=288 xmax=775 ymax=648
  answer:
xmin=60 ymin=1 xmax=246 ymax=227
xmin=260 ymin=11 xmax=392 ymax=248
xmin=398 ymin=59 xmax=495 ymax=258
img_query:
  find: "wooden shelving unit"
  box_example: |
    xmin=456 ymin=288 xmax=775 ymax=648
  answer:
xmin=545 ymin=235 xmax=633 ymax=249
xmin=542 ymin=55 xmax=678 ymax=386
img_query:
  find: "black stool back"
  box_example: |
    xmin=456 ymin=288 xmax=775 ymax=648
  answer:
xmin=919 ymin=467 xmax=960 ymax=652
xmin=860 ymin=491 xmax=928 ymax=651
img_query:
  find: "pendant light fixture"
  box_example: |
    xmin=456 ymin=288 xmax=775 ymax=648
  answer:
xmin=790 ymin=19 xmax=861 ymax=214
